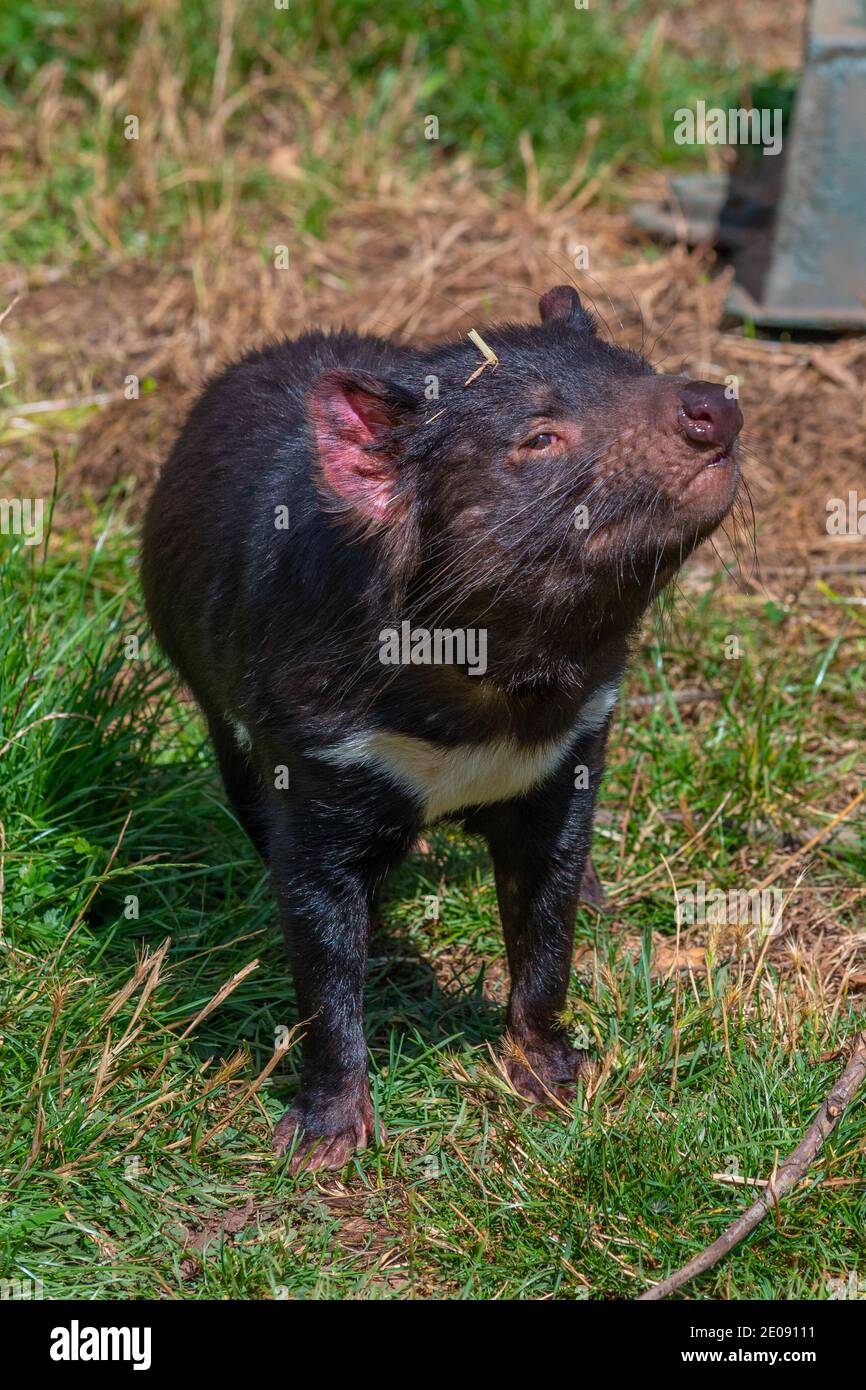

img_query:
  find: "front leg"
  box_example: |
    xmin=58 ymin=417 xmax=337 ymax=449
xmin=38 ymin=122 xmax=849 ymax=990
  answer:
xmin=267 ymin=796 xmax=416 ymax=1172
xmin=473 ymin=732 xmax=606 ymax=1106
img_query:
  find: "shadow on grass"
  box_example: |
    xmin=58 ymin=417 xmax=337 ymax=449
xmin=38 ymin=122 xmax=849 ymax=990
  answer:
xmin=75 ymin=748 xmax=504 ymax=1109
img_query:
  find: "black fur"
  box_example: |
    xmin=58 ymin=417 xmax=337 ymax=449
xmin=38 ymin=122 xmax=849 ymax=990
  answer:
xmin=141 ymin=288 xmax=740 ymax=1168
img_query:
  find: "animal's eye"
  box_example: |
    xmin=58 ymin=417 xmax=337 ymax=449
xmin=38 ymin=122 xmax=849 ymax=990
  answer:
xmin=523 ymin=432 xmax=559 ymax=451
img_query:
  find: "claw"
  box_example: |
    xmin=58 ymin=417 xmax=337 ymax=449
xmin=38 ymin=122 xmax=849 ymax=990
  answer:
xmin=273 ymin=1095 xmax=385 ymax=1172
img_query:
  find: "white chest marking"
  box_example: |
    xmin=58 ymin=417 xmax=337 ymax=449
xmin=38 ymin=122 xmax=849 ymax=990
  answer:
xmin=313 ymin=681 xmax=618 ymax=822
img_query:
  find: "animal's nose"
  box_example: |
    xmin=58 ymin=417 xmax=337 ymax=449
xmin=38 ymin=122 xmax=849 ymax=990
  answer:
xmin=677 ymin=381 xmax=743 ymax=451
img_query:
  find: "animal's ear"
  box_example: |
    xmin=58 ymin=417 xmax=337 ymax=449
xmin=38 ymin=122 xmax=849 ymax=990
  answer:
xmin=539 ymin=284 xmax=586 ymax=325
xmin=310 ymin=370 xmax=416 ymax=522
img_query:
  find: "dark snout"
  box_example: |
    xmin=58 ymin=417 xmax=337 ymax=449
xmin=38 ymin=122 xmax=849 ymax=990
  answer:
xmin=677 ymin=380 xmax=743 ymax=452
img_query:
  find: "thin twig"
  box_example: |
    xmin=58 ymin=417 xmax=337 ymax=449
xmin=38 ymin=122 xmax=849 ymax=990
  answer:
xmin=638 ymin=1031 xmax=866 ymax=1299
xmin=711 ymin=1172 xmax=769 ymax=1188
xmin=0 ymin=294 xmax=20 ymax=327
xmin=625 ymin=687 xmax=719 ymax=709
xmin=464 ymin=329 xmax=499 ymax=385
xmin=0 ymin=391 xmax=117 ymax=417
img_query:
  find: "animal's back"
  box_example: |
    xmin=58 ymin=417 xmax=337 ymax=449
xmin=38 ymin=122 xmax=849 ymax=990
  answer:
xmin=141 ymin=328 xmax=407 ymax=701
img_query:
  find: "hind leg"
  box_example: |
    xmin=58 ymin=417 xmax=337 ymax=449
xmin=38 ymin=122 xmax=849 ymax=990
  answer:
xmin=207 ymin=716 xmax=269 ymax=861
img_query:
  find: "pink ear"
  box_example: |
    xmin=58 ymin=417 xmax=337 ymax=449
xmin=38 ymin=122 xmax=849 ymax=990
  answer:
xmin=310 ymin=371 xmax=411 ymax=521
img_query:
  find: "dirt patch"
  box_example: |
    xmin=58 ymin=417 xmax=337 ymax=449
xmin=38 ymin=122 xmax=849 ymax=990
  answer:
xmin=2 ymin=152 xmax=864 ymax=572
xmin=314 ymin=1183 xmax=408 ymax=1283
xmin=177 ymin=1195 xmax=259 ymax=1279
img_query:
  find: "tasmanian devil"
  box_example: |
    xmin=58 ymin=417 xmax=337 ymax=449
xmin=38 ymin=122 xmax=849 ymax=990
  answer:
xmin=141 ymin=284 xmax=743 ymax=1170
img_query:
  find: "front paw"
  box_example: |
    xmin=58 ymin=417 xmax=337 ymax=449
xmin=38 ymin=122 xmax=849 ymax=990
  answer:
xmin=272 ymin=1086 xmax=384 ymax=1173
xmin=503 ymin=1034 xmax=594 ymax=1109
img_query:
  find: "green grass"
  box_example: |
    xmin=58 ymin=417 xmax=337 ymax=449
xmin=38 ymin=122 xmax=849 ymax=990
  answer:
xmin=1 ymin=517 xmax=864 ymax=1299
xmin=1 ymin=0 xmax=857 ymax=1308
xmin=0 ymin=0 xmax=795 ymax=267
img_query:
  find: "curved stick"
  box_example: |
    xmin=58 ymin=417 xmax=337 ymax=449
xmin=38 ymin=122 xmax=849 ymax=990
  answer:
xmin=638 ymin=1031 xmax=866 ymax=1301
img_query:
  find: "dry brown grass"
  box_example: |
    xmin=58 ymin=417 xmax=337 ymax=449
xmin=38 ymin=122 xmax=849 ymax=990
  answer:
xmin=3 ymin=168 xmax=865 ymax=572
xmin=2 ymin=0 xmax=855 ymax=581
